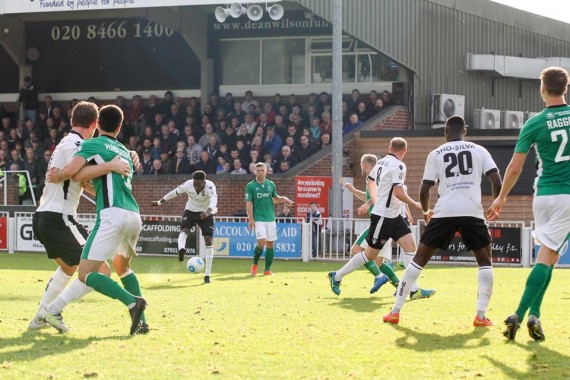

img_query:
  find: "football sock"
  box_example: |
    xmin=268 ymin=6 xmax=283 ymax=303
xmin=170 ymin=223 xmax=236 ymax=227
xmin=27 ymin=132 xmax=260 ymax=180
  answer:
xmin=204 ymin=246 xmax=214 ymax=276
xmin=529 ymin=264 xmax=553 ymax=319
xmin=178 ymin=231 xmax=188 ymax=251
xmin=264 ymin=248 xmax=274 ymax=271
xmin=515 ymin=263 xmax=549 ymax=322
xmin=120 ymin=271 xmax=146 ymax=324
xmin=379 ymin=263 xmax=399 ymax=287
xmin=253 ymin=246 xmax=263 ymax=265
xmin=364 ymin=261 xmax=381 ymax=276
xmin=85 ymin=272 xmax=136 ymax=307
xmin=45 ymin=279 xmax=92 ymax=314
xmin=476 ymin=266 xmax=493 ymax=319
xmin=37 ymin=267 xmax=72 ymax=313
xmin=392 ymin=261 xmax=422 ymax=313
xmin=403 ymin=252 xmax=419 ymax=292
xmin=336 ymin=252 xmax=368 ymax=281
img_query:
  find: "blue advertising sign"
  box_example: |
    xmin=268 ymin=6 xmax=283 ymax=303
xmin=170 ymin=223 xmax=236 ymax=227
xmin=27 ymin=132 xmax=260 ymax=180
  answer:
xmin=213 ymin=222 xmax=301 ymax=259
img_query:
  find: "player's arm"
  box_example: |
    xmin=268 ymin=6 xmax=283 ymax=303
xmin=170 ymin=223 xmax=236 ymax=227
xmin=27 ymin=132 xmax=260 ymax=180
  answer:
xmin=394 ymin=185 xmax=421 ymax=210
xmin=273 ymin=194 xmax=294 ymax=206
xmin=419 ymin=181 xmax=435 ymax=222
xmin=73 ymin=155 xmax=131 ymax=182
xmin=152 ymin=183 xmax=185 ymax=206
xmin=129 ymin=150 xmax=142 ymax=173
xmin=201 ymin=184 xmax=218 ymax=219
xmin=246 ymin=200 xmax=255 ymax=230
xmin=47 ymin=156 xmax=87 ymax=183
xmin=81 ymin=181 xmax=95 ymax=196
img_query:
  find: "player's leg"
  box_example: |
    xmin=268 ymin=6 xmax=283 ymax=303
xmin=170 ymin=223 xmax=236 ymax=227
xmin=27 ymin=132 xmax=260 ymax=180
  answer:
xmin=251 ymin=222 xmax=267 ymax=276
xmin=504 ymin=195 xmax=570 ymax=340
xmin=115 ymin=255 xmax=149 ymax=334
xmin=263 ymin=222 xmax=277 ymax=274
xmin=199 ymin=215 xmax=215 ymax=283
xmin=178 ymin=210 xmax=194 ymax=262
xmin=368 ymin=239 xmax=392 ymax=293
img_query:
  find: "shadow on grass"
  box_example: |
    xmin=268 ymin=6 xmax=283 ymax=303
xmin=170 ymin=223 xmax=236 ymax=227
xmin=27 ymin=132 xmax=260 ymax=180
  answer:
xmin=483 ymin=340 xmax=570 ymax=379
xmin=331 ymin=296 xmax=392 ymax=313
xmin=386 ymin=324 xmax=491 ymax=351
xmin=1 ymin=329 xmax=126 ymax=363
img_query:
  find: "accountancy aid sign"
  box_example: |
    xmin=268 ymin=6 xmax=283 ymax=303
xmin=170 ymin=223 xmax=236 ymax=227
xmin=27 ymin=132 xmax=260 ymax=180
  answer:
xmin=213 ymin=221 xmax=301 ymax=258
xmin=295 ymin=176 xmax=332 ymax=219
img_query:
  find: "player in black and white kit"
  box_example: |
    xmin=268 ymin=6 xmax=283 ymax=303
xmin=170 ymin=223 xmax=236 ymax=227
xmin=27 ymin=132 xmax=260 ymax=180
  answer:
xmin=29 ymin=101 xmax=130 ymax=329
xmin=328 ymin=138 xmax=423 ymax=296
xmin=152 ymin=170 xmax=218 ymax=283
xmin=384 ymin=116 xmax=502 ymax=326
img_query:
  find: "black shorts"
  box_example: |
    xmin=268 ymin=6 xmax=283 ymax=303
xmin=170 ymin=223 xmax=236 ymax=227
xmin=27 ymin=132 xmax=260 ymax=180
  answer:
xmin=32 ymin=211 xmax=89 ymax=266
xmin=420 ymin=216 xmax=491 ymax=251
xmin=181 ymin=210 xmax=215 ymax=237
xmin=366 ymin=214 xmax=412 ymax=250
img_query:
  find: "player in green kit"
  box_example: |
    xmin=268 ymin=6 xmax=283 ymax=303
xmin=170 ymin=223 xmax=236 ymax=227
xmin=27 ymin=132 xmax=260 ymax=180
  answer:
xmin=489 ymin=67 xmax=570 ymax=341
xmin=245 ymin=162 xmax=294 ymax=276
xmin=44 ymin=105 xmax=147 ymax=335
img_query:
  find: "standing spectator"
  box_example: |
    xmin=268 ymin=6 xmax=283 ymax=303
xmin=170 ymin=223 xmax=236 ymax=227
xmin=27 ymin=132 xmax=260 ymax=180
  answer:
xmin=245 ymin=162 xmax=294 ymax=275
xmin=306 ymin=202 xmax=323 ymax=258
xmin=489 ymin=67 xmax=570 ymax=340
xmin=262 ymin=126 xmax=282 ymax=159
xmin=44 ymin=95 xmax=57 ymax=118
xmin=241 ymin=90 xmax=259 ymax=112
xmin=186 ymin=135 xmax=203 ymax=166
xmin=21 ymin=147 xmax=39 ymax=195
xmin=18 ymin=76 xmax=38 ymax=123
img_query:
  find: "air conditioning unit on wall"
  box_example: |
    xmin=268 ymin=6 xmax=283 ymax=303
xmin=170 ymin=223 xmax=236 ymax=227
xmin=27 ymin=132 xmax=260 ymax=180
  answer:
xmin=432 ymin=94 xmax=465 ymax=123
xmin=502 ymin=110 xmax=524 ymax=129
xmin=473 ymin=108 xmax=501 ymax=129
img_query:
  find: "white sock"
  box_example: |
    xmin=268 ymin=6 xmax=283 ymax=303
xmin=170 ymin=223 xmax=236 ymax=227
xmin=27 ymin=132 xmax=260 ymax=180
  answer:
xmin=178 ymin=231 xmax=188 ymax=251
xmin=336 ymin=252 xmax=368 ymax=281
xmin=204 ymin=246 xmax=214 ymax=276
xmin=37 ymin=267 xmax=72 ymax=314
xmin=403 ymin=252 xmax=419 ymax=292
xmin=45 ymin=279 xmax=92 ymax=314
xmin=392 ymin=261 xmax=423 ymax=313
xmin=476 ymin=266 xmax=494 ymax=318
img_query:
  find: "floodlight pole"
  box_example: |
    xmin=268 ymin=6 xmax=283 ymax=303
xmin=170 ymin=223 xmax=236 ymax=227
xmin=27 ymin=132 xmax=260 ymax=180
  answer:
xmin=331 ymin=0 xmax=343 ymax=219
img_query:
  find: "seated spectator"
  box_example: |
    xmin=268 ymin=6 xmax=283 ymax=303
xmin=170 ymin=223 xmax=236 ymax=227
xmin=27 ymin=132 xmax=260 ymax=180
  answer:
xmin=216 ymin=156 xmax=227 ymax=174
xmin=319 ymin=132 xmax=332 ymax=149
xmin=236 ymin=125 xmax=252 ymax=146
xmin=227 ymin=102 xmax=246 ymax=124
xmin=343 ymin=113 xmax=363 ymax=135
xmin=277 ymin=204 xmax=295 ymax=223
xmin=271 ymin=93 xmax=282 ymax=112
xmin=283 ymin=136 xmax=298 ymax=157
xmin=194 ymin=150 xmax=216 ymax=174
xmin=185 ymin=135 xmax=203 ymax=166
xmin=235 ymin=139 xmax=250 ymax=162
xmin=346 ymin=88 xmax=361 ymax=112
xmin=341 ymin=101 xmax=350 ymax=125
xmin=241 ymin=90 xmax=259 ymax=112
xmin=140 ymin=149 xmax=154 ymax=174
xmin=381 ymin=90 xmax=392 ymax=106
xmin=277 ymin=160 xmax=290 ymax=174
xmin=372 ymin=98 xmax=385 ymax=115
xmin=309 ymin=117 xmax=322 ymax=142
xmin=151 ymin=159 xmax=166 ymax=175
xmin=198 ymin=123 xmax=221 ymax=149
xmin=249 ymin=135 xmax=263 ymax=157
xmin=320 ymin=112 xmax=333 ymax=136
xmin=159 ymin=123 xmax=178 ymax=155
xmin=263 ymin=152 xmax=277 ymax=174
xmin=262 ymin=126 xmax=282 ymax=160
xmin=367 ymin=90 xmax=379 ymax=114
xmin=356 ymin=101 xmax=371 ymax=122
xmin=273 ymin=114 xmax=288 ymax=140
xmin=223 ymin=92 xmax=235 ymax=114
xmin=259 ymin=102 xmax=276 ymax=125
xmin=231 ymin=158 xmax=247 ymax=175
xmin=160 ymin=152 xmax=173 ymax=174
xmin=257 ymin=112 xmax=270 ymax=130
xmin=295 ymin=135 xmax=317 ymax=162
xmin=218 ymin=143 xmax=231 ymax=162
xmin=150 ymin=137 xmax=163 ymax=161
xmin=22 ymin=147 xmax=38 ymax=191
xmin=285 ymin=124 xmax=300 ymax=144
xmin=276 ymin=145 xmax=298 ymax=168
xmin=169 ymin=147 xmax=192 ymax=174
xmin=205 ymin=135 xmax=221 ymax=161
xmin=218 ymin=161 xmax=231 ymax=174
xmin=222 ymin=124 xmax=238 ymax=150
xmin=247 ymin=149 xmax=260 ymax=169
xmin=316 ymin=92 xmax=330 ymax=116
xmin=241 ymin=113 xmax=257 ymax=135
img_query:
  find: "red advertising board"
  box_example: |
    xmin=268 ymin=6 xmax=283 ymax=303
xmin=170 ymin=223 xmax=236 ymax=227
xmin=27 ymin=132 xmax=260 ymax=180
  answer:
xmin=295 ymin=176 xmax=332 ymax=218
xmin=0 ymin=216 xmax=7 ymax=250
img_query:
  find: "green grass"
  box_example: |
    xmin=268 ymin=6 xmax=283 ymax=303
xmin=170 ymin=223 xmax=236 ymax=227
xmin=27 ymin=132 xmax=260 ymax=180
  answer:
xmin=1 ymin=253 xmax=570 ymax=379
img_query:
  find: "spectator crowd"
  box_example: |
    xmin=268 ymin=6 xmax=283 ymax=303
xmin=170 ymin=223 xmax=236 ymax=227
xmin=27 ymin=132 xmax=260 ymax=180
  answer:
xmin=0 ymin=80 xmax=393 ymax=203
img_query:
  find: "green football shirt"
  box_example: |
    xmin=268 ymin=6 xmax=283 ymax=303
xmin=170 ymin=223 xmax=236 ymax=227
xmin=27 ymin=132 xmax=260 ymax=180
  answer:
xmin=74 ymin=135 xmax=139 ymax=213
xmin=245 ymin=179 xmax=278 ymax=222
xmin=515 ymin=105 xmax=570 ymax=196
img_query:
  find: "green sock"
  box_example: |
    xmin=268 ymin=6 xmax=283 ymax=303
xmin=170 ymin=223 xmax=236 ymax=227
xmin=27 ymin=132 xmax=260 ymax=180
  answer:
xmin=253 ymin=246 xmax=263 ymax=265
xmin=86 ymin=272 xmax=136 ymax=308
xmin=364 ymin=261 xmax=381 ymax=276
xmin=515 ymin=263 xmax=550 ymax=322
xmin=265 ymin=248 xmax=274 ymax=271
xmin=529 ymin=265 xmax=554 ymax=319
xmin=379 ymin=263 xmax=399 ymax=287
xmin=121 ymin=272 xmax=146 ymax=324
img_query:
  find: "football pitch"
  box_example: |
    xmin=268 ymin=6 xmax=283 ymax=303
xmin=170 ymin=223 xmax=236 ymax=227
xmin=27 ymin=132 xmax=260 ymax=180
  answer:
xmin=1 ymin=253 xmax=570 ymax=379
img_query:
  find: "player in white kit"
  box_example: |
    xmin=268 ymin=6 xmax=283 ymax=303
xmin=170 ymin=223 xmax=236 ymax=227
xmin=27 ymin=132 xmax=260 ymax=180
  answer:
xmin=384 ymin=116 xmax=502 ymax=326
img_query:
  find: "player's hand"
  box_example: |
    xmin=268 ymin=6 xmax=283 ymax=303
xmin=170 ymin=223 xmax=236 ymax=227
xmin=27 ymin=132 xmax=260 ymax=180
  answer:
xmin=129 ymin=150 xmax=142 ymax=173
xmin=486 ymin=197 xmax=504 ymax=221
xmin=284 ymin=197 xmax=294 ymax=206
xmin=109 ymin=155 xmax=130 ymax=176
xmin=200 ymin=212 xmax=209 ymax=220
xmin=356 ymin=204 xmax=368 ymax=215
xmin=46 ymin=167 xmax=62 ymax=183
xmin=151 ymin=201 xmax=160 ymax=207
xmin=248 ymin=220 xmax=255 ymax=231
xmin=423 ymin=210 xmax=434 ymax=223
xmin=344 ymin=182 xmax=355 ymax=192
